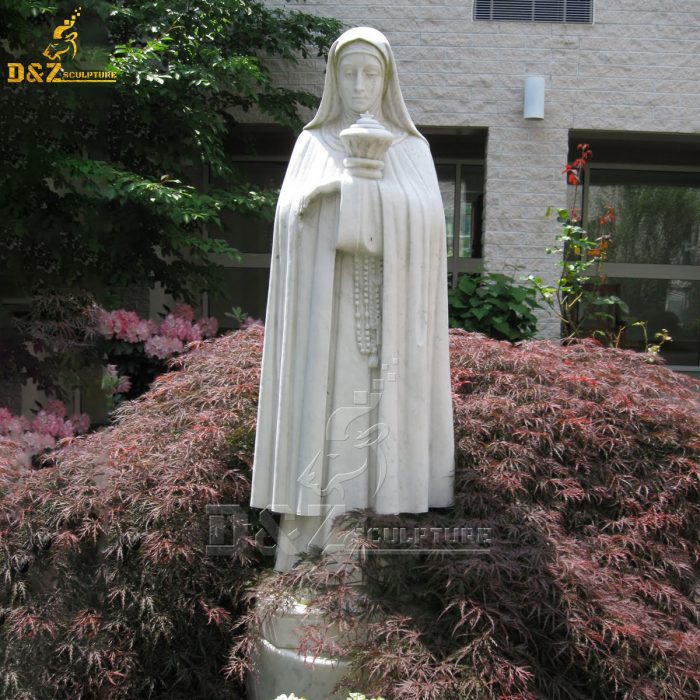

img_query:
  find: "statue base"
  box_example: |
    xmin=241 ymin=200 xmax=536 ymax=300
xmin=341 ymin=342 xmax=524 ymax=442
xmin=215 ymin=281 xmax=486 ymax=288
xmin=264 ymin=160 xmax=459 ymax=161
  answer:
xmin=247 ymin=598 xmax=349 ymax=700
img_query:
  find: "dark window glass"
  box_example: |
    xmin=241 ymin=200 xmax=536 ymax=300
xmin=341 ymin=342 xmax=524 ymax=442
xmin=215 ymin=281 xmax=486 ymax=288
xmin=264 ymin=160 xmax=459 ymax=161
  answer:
xmin=437 ymin=165 xmax=456 ymax=258
xmin=209 ymin=267 xmax=271 ymax=329
xmin=586 ymin=169 xmax=700 ymax=266
xmin=217 ymin=162 xmax=286 ymax=254
xmin=437 ymin=164 xmax=484 ymax=260
xmin=607 ymin=278 xmax=700 ymax=367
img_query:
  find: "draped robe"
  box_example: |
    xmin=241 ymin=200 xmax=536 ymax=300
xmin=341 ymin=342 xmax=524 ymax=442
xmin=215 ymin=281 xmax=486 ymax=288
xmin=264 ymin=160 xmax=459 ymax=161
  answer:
xmin=251 ymin=123 xmax=454 ymax=528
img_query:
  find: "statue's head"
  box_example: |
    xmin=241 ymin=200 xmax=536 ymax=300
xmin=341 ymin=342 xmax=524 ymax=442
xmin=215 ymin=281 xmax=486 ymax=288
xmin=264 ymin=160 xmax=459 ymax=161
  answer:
xmin=336 ymin=40 xmax=386 ymax=117
xmin=306 ymin=26 xmax=425 ymax=142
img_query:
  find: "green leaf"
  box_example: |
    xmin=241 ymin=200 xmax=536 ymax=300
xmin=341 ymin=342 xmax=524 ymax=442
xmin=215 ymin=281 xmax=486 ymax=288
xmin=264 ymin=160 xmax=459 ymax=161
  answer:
xmin=0 ymin=0 xmax=341 ymax=303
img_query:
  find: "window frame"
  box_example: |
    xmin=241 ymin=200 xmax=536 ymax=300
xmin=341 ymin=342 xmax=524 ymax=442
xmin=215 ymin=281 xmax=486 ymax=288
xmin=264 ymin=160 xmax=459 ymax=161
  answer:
xmin=213 ymin=154 xmax=486 ymax=302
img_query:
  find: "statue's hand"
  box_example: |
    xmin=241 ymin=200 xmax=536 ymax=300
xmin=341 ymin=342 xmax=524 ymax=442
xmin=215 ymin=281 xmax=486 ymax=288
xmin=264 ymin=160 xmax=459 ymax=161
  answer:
xmin=297 ymin=176 xmax=342 ymax=216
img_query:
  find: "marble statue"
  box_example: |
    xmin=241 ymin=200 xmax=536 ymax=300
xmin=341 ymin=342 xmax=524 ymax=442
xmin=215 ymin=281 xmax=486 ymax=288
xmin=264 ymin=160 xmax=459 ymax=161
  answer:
xmin=250 ymin=26 xmax=454 ymax=571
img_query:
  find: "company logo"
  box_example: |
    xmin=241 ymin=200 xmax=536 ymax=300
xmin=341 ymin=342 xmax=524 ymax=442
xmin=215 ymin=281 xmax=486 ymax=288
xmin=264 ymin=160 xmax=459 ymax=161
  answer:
xmin=205 ymin=505 xmax=494 ymax=559
xmin=6 ymin=7 xmax=117 ymax=84
xmin=43 ymin=7 xmax=81 ymax=60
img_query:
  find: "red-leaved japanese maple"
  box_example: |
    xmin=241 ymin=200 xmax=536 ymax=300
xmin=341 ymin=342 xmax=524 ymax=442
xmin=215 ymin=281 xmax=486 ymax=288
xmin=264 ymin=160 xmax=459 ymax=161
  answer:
xmin=1 ymin=328 xmax=699 ymax=699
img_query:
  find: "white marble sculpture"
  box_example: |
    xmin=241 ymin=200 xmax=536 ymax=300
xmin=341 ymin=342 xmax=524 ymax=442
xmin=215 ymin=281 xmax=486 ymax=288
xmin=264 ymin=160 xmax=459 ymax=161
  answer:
xmin=251 ymin=26 xmax=454 ymax=571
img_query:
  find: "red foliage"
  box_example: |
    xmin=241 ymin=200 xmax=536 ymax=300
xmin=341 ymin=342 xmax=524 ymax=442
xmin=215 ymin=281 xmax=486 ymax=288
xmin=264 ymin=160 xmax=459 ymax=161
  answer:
xmin=258 ymin=331 xmax=700 ymax=699
xmin=0 ymin=330 xmax=263 ymax=698
xmin=1 ymin=328 xmax=699 ymax=699
xmin=562 ymin=144 xmax=592 ymax=189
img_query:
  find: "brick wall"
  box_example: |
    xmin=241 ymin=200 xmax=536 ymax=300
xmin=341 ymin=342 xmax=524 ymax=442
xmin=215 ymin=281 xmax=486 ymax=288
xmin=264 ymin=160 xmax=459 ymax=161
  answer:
xmin=263 ymin=0 xmax=700 ymax=337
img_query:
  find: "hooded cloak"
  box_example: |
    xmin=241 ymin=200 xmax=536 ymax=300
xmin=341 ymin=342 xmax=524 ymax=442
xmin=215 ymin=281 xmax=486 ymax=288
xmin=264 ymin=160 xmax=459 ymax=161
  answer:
xmin=251 ymin=27 xmax=454 ymax=535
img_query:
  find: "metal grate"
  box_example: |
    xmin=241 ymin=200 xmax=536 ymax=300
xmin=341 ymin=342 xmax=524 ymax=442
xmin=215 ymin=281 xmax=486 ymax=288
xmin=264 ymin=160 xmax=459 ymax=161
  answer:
xmin=474 ymin=0 xmax=593 ymax=23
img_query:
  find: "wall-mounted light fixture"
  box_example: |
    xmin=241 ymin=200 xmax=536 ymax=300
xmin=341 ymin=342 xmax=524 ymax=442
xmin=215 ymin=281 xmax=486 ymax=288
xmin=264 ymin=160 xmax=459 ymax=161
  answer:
xmin=523 ymin=76 xmax=545 ymax=120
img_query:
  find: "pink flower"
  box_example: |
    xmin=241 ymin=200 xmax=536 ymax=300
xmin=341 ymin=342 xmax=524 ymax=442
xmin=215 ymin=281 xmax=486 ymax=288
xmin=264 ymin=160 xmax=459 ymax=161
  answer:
xmin=102 ymin=366 xmax=133 ymax=396
xmin=96 ymin=308 xmax=156 ymax=343
xmin=172 ymin=304 xmax=194 ymax=322
xmin=199 ymin=317 xmax=218 ymax=338
xmin=43 ymin=400 xmax=66 ymax=417
xmin=116 ymin=375 xmax=132 ymax=394
xmin=144 ymin=334 xmax=184 ymax=359
xmin=241 ymin=316 xmax=264 ymax=330
xmin=1 ymin=405 xmax=89 ymax=459
xmin=31 ymin=410 xmax=67 ymax=438
xmin=21 ymin=431 xmax=56 ymax=453
xmin=0 ymin=408 xmax=29 ymax=435
xmin=111 ymin=310 xmax=142 ymax=342
xmin=0 ymin=408 xmax=13 ymax=434
xmin=158 ymin=314 xmax=206 ymax=343
xmin=159 ymin=314 xmax=193 ymax=342
xmin=96 ymin=309 xmax=115 ymax=338
xmin=69 ymin=413 xmax=90 ymax=433
xmin=124 ymin=319 xmax=155 ymax=343
xmin=186 ymin=322 xmax=204 ymax=342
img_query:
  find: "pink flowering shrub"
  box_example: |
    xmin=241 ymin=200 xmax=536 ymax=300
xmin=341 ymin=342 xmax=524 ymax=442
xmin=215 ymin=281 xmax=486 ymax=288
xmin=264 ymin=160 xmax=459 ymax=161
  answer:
xmin=143 ymin=334 xmax=184 ymax=359
xmin=96 ymin=304 xmax=217 ymax=353
xmin=97 ymin=309 xmax=155 ymax=343
xmin=101 ymin=364 xmax=133 ymax=397
xmin=0 ymin=401 xmax=90 ymax=468
xmin=95 ymin=303 xmax=218 ymax=402
xmin=2 ymin=297 xmax=219 ymax=455
xmin=240 ymin=315 xmax=264 ymax=330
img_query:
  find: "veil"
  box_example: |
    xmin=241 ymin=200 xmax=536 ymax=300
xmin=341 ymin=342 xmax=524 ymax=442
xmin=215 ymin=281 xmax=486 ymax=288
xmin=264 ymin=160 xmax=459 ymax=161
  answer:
xmin=304 ymin=26 xmax=426 ymax=142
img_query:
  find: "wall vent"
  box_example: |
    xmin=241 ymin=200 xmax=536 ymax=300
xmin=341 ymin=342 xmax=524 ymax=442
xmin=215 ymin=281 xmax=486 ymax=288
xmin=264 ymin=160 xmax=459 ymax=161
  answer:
xmin=474 ymin=0 xmax=593 ymax=23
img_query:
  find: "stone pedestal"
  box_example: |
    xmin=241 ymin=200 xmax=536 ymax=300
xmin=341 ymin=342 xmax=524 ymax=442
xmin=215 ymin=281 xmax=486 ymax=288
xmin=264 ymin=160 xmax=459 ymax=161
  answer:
xmin=247 ymin=599 xmax=349 ymax=700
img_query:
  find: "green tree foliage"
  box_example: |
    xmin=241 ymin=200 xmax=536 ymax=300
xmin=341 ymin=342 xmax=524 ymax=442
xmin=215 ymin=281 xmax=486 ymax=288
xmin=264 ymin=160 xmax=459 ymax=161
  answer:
xmin=0 ymin=0 xmax=342 ymax=302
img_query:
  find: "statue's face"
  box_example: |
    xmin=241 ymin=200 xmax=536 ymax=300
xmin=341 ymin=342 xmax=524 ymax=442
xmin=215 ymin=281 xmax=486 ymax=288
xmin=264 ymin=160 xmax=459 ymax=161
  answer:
xmin=337 ymin=47 xmax=384 ymax=115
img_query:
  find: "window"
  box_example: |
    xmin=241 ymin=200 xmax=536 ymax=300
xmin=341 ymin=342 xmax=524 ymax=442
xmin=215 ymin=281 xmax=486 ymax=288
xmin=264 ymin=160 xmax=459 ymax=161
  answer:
xmin=423 ymin=129 xmax=486 ymax=286
xmin=474 ymin=0 xmax=593 ymax=23
xmin=208 ymin=159 xmax=286 ymax=329
xmin=577 ymin=133 xmax=700 ymax=372
xmin=436 ymin=163 xmax=484 ymax=284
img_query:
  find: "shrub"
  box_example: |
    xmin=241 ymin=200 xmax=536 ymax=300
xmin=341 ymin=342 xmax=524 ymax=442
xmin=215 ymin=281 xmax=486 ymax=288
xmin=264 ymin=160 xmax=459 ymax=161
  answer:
xmin=0 ymin=330 xmax=262 ymax=698
xmin=0 ymin=402 xmax=90 ymax=466
xmin=238 ymin=331 xmax=700 ymax=699
xmin=448 ymin=272 xmax=540 ymax=342
xmin=533 ymin=143 xmax=629 ymax=341
xmin=94 ymin=303 xmax=218 ymax=404
xmin=2 ymin=329 xmax=699 ymax=699
xmin=0 ymin=295 xmax=218 ymax=429
xmin=274 ymin=695 xmax=384 ymax=700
